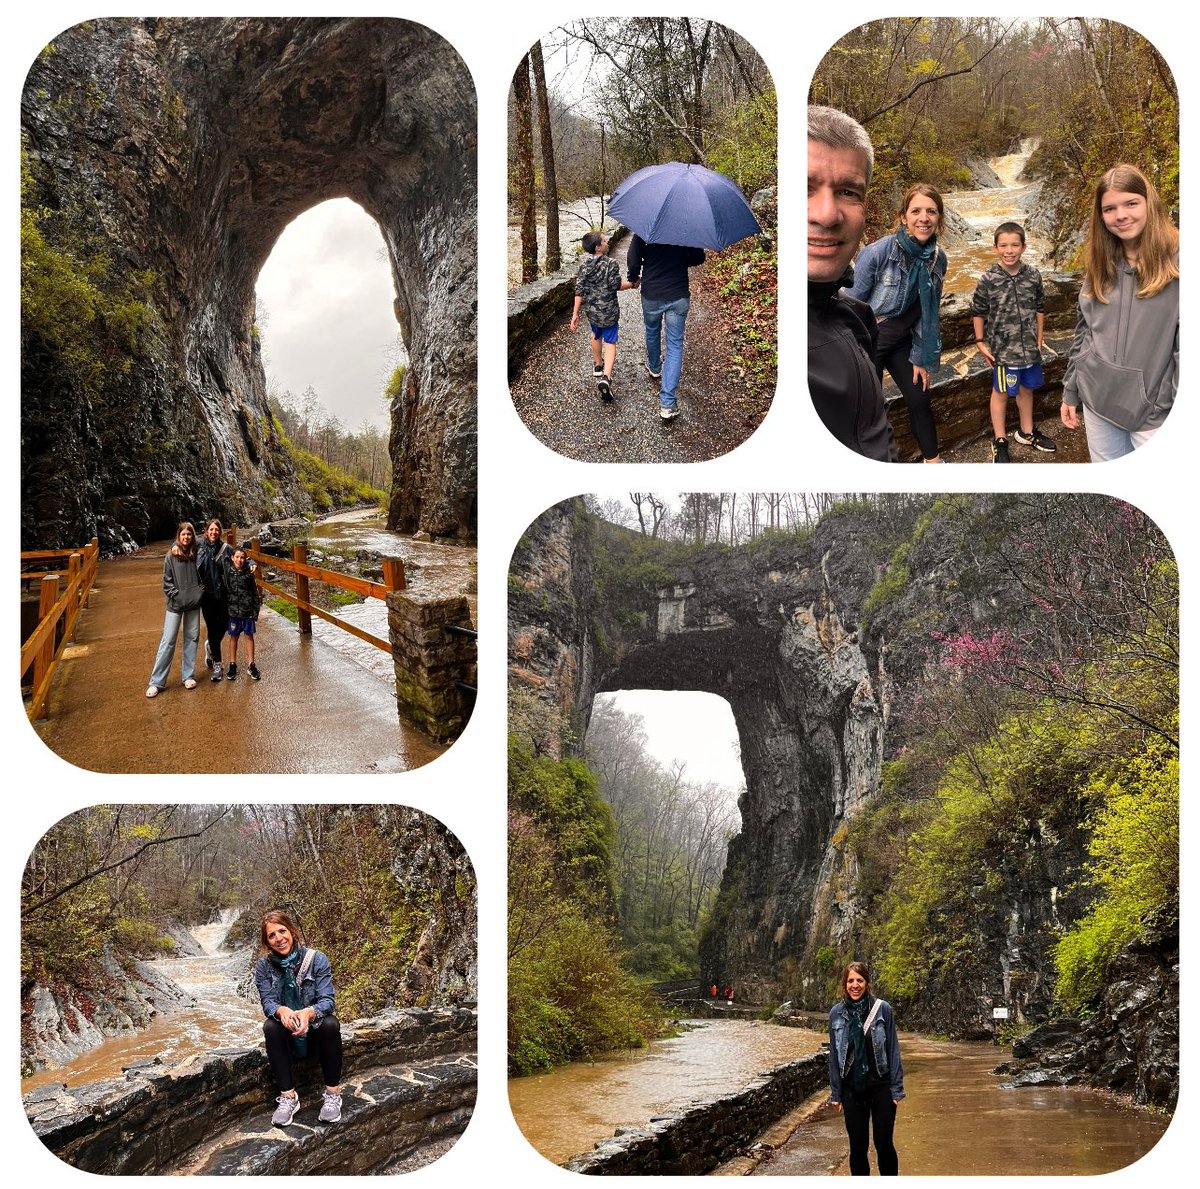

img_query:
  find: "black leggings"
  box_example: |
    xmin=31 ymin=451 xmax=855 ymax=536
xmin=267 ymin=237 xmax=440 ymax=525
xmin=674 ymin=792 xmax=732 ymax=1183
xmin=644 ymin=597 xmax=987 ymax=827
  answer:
xmin=264 ymin=1016 xmax=343 ymax=1091
xmin=201 ymin=595 xmax=229 ymax=663
xmin=874 ymin=320 xmax=939 ymax=460
xmin=842 ymin=1082 xmax=898 ymax=1175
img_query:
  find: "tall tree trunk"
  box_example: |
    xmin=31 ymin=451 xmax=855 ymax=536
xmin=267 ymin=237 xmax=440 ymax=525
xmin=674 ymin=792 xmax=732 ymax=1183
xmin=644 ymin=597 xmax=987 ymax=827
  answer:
xmin=512 ymin=53 xmax=538 ymax=283
xmin=530 ymin=41 xmax=560 ymax=273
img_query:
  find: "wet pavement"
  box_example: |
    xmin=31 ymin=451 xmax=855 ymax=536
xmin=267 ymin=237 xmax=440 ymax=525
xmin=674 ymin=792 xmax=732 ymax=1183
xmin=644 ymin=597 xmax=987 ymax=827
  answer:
xmin=754 ymin=1034 xmax=1168 ymax=1177
xmin=510 ymin=236 xmax=771 ymax=462
xmin=33 ymin=537 xmax=446 ymax=774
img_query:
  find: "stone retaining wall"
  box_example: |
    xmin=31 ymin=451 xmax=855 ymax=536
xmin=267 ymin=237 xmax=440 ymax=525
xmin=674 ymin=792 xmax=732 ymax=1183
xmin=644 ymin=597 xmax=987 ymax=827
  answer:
xmin=388 ymin=587 xmax=476 ymax=742
xmin=563 ymin=1051 xmax=827 ymax=1174
xmin=25 ymin=1006 xmax=476 ymax=1174
xmin=507 ymin=227 xmax=629 ymax=377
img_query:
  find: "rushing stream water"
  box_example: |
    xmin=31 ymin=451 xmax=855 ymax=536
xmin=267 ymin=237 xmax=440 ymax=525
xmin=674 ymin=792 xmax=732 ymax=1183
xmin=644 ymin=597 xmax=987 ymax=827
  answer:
xmin=941 ymin=139 xmax=1052 ymax=295
xmin=509 ymin=1022 xmax=1168 ymax=1174
xmin=22 ymin=910 xmax=261 ymax=1095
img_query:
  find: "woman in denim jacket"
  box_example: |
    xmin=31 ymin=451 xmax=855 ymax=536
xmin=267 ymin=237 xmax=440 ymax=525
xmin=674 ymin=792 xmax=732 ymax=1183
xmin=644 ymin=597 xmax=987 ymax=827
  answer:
xmin=254 ymin=910 xmax=343 ymax=1127
xmin=846 ymin=184 xmax=948 ymax=462
xmin=829 ymin=961 xmax=904 ymax=1175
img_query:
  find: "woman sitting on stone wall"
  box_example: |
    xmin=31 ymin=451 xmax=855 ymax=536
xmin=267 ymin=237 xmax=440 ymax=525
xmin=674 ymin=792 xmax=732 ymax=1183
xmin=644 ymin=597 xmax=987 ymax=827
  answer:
xmin=254 ymin=910 xmax=343 ymax=1126
xmin=828 ymin=961 xmax=904 ymax=1175
xmin=845 ymin=183 xmax=948 ymax=462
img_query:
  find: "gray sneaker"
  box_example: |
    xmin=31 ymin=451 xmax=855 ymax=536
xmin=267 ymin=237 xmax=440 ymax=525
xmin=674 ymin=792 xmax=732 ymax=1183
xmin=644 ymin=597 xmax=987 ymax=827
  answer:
xmin=318 ymin=1092 xmax=342 ymax=1123
xmin=271 ymin=1093 xmax=300 ymax=1126
xmin=211 ymin=662 xmax=224 ymax=682
xmin=659 ymin=403 xmax=680 ymax=422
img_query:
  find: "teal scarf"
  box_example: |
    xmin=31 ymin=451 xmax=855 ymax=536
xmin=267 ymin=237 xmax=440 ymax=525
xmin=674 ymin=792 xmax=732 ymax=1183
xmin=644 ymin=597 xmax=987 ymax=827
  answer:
xmin=270 ymin=948 xmax=308 ymax=1059
xmin=896 ymin=227 xmax=942 ymax=370
xmin=845 ymin=993 xmax=874 ymax=1094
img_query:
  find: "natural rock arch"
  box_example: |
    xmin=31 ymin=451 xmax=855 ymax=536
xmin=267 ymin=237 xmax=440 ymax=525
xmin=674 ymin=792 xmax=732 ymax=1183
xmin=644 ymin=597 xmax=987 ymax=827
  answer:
xmin=508 ymin=501 xmax=887 ymax=996
xmin=21 ymin=18 xmax=475 ymax=549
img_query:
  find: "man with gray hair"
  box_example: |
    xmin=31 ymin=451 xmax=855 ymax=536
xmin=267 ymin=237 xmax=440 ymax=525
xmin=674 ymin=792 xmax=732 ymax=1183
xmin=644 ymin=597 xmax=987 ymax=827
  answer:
xmin=808 ymin=105 xmax=897 ymax=461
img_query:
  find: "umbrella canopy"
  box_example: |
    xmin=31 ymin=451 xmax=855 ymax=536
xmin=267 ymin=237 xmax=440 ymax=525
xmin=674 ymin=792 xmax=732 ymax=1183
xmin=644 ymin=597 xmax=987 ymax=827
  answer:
xmin=608 ymin=162 xmax=760 ymax=251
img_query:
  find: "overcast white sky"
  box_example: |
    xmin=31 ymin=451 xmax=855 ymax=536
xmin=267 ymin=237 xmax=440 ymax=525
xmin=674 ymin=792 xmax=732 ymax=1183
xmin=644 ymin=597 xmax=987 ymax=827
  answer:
xmin=255 ymin=198 xmax=403 ymax=433
xmin=603 ymin=689 xmax=745 ymax=794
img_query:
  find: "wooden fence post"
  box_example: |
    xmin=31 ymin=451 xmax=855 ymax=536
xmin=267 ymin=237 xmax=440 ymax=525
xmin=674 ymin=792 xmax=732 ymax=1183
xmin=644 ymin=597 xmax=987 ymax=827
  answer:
xmin=35 ymin=575 xmax=58 ymax=702
xmin=82 ymin=538 xmax=98 ymax=607
xmin=294 ymin=543 xmax=312 ymax=634
xmin=66 ymin=553 xmax=82 ymax=640
xmin=228 ymin=526 xmax=237 ymax=547
xmin=382 ymin=558 xmax=407 ymax=593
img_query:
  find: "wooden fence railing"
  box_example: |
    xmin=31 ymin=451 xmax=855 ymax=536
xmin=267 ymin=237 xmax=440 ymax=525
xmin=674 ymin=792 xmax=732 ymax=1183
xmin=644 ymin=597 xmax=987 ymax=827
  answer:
xmin=20 ymin=539 xmax=100 ymax=721
xmin=235 ymin=532 xmax=407 ymax=654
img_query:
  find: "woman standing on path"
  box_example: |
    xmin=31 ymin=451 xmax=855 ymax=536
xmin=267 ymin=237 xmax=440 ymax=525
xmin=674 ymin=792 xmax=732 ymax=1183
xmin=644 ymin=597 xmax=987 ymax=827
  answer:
xmin=846 ymin=184 xmax=947 ymax=462
xmin=828 ymin=961 xmax=904 ymax=1175
xmin=254 ymin=911 xmax=343 ymax=1127
xmin=145 ymin=522 xmax=204 ymax=698
xmin=197 ymin=519 xmax=232 ymax=682
xmin=1061 ymin=164 xmax=1179 ymax=460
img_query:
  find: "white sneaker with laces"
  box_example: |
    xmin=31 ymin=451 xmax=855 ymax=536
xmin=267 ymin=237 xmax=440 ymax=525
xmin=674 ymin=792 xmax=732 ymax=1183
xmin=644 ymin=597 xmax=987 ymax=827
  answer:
xmin=271 ymin=1093 xmax=300 ymax=1126
xmin=318 ymin=1091 xmax=342 ymax=1123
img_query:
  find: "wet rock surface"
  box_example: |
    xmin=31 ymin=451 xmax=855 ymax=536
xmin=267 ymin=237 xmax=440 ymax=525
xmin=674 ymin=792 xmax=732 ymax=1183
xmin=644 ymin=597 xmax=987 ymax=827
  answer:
xmin=22 ymin=18 xmax=475 ymax=551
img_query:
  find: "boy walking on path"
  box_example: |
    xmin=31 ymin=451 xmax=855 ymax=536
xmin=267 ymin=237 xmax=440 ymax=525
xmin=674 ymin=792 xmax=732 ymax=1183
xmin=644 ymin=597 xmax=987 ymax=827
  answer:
xmin=971 ymin=221 xmax=1056 ymax=462
xmin=570 ymin=231 xmax=637 ymax=401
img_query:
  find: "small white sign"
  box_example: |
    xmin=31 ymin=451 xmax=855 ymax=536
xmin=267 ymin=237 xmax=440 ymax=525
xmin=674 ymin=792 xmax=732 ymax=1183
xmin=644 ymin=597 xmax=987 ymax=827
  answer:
xmin=993 ymin=1007 xmax=1010 ymax=1020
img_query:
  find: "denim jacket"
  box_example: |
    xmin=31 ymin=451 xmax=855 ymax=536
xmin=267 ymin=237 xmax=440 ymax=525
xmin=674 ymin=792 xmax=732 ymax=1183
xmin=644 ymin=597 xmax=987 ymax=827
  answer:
xmin=828 ymin=997 xmax=904 ymax=1103
xmin=845 ymin=234 xmax=946 ymax=368
xmin=254 ymin=947 xmax=336 ymax=1024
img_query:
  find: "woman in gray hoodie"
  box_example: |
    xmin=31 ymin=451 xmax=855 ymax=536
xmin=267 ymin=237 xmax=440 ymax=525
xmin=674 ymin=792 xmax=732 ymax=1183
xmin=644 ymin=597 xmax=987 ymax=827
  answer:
xmin=145 ymin=522 xmax=205 ymax=697
xmin=1061 ymin=164 xmax=1179 ymax=461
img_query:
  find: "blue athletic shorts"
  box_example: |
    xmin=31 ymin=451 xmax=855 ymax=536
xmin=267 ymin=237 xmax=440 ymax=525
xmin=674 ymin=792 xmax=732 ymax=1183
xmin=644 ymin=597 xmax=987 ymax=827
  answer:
xmin=993 ymin=363 xmax=1044 ymax=397
xmin=590 ymin=323 xmax=619 ymax=345
xmin=228 ymin=616 xmax=256 ymax=638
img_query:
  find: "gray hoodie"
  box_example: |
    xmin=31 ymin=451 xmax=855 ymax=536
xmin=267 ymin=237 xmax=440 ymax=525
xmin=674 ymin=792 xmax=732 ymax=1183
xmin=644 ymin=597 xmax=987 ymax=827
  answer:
xmin=1061 ymin=260 xmax=1178 ymax=432
xmin=163 ymin=550 xmax=203 ymax=613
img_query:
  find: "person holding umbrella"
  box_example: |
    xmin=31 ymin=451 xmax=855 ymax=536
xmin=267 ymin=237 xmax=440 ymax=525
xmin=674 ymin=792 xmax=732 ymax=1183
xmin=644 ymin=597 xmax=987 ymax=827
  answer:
xmin=611 ymin=162 xmax=759 ymax=422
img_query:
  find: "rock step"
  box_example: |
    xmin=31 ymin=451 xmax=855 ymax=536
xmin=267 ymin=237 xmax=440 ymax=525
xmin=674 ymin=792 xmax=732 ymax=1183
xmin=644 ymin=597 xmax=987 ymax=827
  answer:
xmin=164 ymin=1052 xmax=477 ymax=1176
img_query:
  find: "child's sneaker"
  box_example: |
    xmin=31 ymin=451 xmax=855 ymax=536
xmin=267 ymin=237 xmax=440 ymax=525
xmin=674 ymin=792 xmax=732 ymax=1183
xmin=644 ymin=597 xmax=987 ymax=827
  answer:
xmin=1013 ymin=426 xmax=1056 ymax=452
xmin=318 ymin=1091 xmax=342 ymax=1123
xmin=592 ymin=364 xmax=605 ymax=379
xmin=597 ymin=376 xmax=613 ymax=401
xmin=211 ymin=662 xmax=223 ymax=682
xmin=991 ymin=437 xmax=1010 ymax=463
xmin=271 ymin=1093 xmax=300 ymax=1126
xmin=226 ymin=663 xmax=238 ymax=681
xmin=249 ymin=663 xmax=261 ymax=681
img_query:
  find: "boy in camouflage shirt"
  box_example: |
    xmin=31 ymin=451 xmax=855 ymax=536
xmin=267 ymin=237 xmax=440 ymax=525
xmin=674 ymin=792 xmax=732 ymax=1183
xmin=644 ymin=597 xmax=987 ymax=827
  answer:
xmin=971 ymin=221 xmax=1056 ymax=462
xmin=570 ymin=230 xmax=637 ymax=400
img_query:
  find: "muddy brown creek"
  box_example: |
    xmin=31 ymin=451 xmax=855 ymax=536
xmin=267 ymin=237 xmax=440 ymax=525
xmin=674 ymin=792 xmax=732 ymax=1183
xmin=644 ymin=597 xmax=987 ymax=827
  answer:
xmin=22 ymin=912 xmax=262 ymax=1095
xmin=510 ymin=1022 xmax=1169 ymax=1174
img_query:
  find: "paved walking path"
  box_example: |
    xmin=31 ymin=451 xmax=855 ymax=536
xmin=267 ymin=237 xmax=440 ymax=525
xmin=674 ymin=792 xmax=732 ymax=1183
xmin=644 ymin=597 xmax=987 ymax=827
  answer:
xmin=33 ymin=546 xmax=443 ymax=774
xmin=510 ymin=237 xmax=771 ymax=462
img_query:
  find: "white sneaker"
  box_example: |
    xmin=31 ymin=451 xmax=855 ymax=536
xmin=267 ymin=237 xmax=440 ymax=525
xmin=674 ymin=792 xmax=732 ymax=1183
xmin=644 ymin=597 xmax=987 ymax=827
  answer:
xmin=145 ymin=685 xmax=159 ymax=698
xmin=659 ymin=403 xmax=680 ymax=422
xmin=271 ymin=1093 xmax=300 ymax=1126
xmin=183 ymin=678 xmax=197 ymax=690
xmin=318 ymin=1091 xmax=342 ymax=1123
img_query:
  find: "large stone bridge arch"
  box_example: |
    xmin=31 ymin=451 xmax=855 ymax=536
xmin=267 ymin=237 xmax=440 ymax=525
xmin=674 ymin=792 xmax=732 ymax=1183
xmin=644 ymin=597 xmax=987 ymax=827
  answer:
xmin=509 ymin=501 xmax=887 ymax=998
xmin=22 ymin=18 xmax=475 ymax=549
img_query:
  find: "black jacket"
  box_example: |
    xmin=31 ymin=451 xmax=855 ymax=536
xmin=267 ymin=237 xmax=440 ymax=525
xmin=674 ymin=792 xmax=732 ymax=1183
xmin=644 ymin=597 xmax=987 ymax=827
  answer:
xmin=627 ymin=236 xmax=706 ymax=302
xmin=224 ymin=560 xmax=261 ymax=620
xmin=808 ymin=275 xmax=897 ymax=462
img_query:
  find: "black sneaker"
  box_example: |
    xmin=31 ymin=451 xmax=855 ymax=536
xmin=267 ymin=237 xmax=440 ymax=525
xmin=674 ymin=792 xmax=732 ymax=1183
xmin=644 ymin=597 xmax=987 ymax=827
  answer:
xmin=592 ymin=364 xmax=605 ymax=379
xmin=597 ymin=376 xmax=613 ymax=401
xmin=226 ymin=663 xmax=238 ymax=681
xmin=991 ymin=437 xmax=1010 ymax=463
xmin=249 ymin=663 xmax=261 ymax=681
xmin=1013 ymin=426 xmax=1057 ymax=453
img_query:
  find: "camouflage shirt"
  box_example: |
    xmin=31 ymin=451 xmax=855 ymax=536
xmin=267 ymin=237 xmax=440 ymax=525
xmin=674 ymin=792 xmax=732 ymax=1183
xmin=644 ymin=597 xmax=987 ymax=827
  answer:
xmin=971 ymin=262 xmax=1044 ymax=367
xmin=575 ymin=254 xmax=622 ymax=329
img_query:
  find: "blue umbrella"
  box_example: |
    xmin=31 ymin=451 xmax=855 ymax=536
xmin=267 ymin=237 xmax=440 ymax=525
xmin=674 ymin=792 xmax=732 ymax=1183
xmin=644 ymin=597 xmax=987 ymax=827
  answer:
xmin=608 ymin=162 xmax=760 ymax=251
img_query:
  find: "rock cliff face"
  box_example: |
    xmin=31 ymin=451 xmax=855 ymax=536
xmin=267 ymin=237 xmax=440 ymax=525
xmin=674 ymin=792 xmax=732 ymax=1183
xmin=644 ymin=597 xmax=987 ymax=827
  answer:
xmin=509 ymin=501 xmax=891 ymax=996
xmin=22 ymin=18 xmax=475 ymax=551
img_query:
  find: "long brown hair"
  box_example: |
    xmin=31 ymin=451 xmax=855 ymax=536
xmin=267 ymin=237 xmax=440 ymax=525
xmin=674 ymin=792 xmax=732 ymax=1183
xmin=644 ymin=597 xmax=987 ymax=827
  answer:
xmin=259 ymin=910 xmax=304 ymax=958
xmin=892 ymin=183 xmax=944 ymax=236
xmin=841 ymin=960 xmax=872 ymax=997
xmin=1082 ymin=164 xmax=1179 ymax=302
xmin=174 ymin=521 xmax=197 ymax=560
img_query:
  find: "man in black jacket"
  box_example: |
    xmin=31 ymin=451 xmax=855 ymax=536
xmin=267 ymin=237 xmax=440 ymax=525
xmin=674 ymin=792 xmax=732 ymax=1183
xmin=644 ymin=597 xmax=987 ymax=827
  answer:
xmin=628 ymin=235 xmax=706 ymax=422
xmin=808 ymin=106 xmax=897 ymax=462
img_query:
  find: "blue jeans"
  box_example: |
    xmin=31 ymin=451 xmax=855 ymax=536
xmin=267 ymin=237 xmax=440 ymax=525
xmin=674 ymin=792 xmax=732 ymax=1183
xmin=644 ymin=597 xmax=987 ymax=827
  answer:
xmin=149 ymin=607 xmax=200 ymax=688
xmin=1082 ymin=404 xmax=1158 ymax=462
xmin=641 ymin=296 xmax=690 ymax=409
